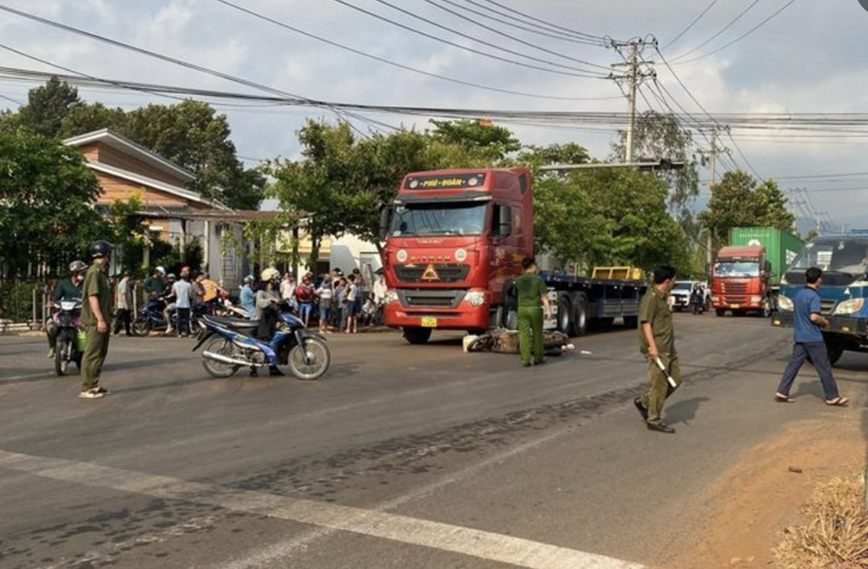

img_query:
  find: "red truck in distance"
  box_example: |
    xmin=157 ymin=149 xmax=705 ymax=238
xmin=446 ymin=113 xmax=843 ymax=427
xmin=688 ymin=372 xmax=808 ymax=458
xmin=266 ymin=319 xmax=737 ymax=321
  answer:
xmin=379 ymin=168 xmax=646 ymax=344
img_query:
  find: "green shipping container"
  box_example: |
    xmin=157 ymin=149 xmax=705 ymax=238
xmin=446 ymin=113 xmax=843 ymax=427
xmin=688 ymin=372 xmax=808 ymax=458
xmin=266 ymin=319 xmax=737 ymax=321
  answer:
xmin=729 ymin=227 xmax=804 ymax=286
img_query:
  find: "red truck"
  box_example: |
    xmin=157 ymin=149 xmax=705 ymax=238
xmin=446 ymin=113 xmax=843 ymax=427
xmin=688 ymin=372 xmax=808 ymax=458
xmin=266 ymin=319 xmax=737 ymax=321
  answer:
xmin=378 ymin=168 xmax=646 ymax=344
xmin=710 ymin=245 xmax=772 ymax=316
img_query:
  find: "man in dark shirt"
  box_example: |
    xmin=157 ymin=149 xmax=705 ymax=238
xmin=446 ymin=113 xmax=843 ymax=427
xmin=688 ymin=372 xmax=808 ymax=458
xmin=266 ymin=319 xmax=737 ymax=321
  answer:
xmin=143 ymin=266 xmax=166 ymax=299
xmin=514 ymin=257 xmax=551 ymax=367
xmin=80 ymin=241 xmax=113 ymax=400
xmin=635 ymin=265 xmax=682 ymax=433
xmin=775 ymin=267 xmax=848 ymax=406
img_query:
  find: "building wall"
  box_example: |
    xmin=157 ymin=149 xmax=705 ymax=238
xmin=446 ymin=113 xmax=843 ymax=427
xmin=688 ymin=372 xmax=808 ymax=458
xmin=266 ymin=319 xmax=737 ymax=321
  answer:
xmin=94 ymin=171 xmax=189 ymax=207
xmin=78 ymin=142 xmax=190 ymax=187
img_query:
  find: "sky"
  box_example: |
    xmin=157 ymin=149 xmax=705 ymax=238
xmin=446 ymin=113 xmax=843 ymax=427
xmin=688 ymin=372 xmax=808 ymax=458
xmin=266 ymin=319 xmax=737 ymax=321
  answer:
xmin=1 ymin=0 xmax=868 ymax=225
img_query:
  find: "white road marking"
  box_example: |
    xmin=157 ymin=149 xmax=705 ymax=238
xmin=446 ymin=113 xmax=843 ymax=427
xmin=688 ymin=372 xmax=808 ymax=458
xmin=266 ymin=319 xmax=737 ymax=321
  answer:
xmin=0 ymin=449 xmax=643 ymax=569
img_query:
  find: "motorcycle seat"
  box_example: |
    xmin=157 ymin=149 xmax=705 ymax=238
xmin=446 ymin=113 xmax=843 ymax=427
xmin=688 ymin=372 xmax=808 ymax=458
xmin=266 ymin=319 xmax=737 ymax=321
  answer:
xmin=204 ymin=315 xmax=258 ymax=329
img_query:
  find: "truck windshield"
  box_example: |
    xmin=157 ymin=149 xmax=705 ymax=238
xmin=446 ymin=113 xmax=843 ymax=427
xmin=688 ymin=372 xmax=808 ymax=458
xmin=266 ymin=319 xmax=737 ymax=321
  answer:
xmin=714 ymin=262 xmax=760 ymax=278
xmin=673 ymin=283 xmax=693 ymax=291
xmin=790 ymin=238 xmax=868 ymax=275
xmin=389 ymin=202 xmax=488 ymax=237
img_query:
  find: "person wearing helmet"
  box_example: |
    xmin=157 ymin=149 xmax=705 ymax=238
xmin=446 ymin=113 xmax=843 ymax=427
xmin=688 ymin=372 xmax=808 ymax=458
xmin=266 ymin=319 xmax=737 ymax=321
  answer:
xmin=251 ymin=269 xmax=284 ymax=377
xmin=144 ymin=266 xmax=167 ymax=299
xmin=45 ymin=260 xmax=87 ymax=359
xmin=80 ymin=241 xmax=113 ymax=399
xmin=162 ymin=273 xmax=178 ymax=334
xmin=240 ymin=275 xmax=256 ymax=319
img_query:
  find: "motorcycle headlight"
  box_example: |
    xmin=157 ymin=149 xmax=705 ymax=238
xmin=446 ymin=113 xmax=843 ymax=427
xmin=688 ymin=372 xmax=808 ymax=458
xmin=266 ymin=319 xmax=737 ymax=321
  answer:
xmin=384 ymin=291 xmax=399 ymax=305
xmin=833 ymin=298 xmax=864 ymax=315
xmin=465 ymin=291 xmax=487 ymax=306
xmin=777 ymin=295 xmax=794 ymax=312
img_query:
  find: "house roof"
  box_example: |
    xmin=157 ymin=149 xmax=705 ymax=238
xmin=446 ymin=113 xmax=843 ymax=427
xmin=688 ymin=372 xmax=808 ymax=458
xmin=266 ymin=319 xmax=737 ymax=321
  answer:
xmin=87 ymin=161 xmax=230 ymax=209
xmin=63 ymin=128 xmax=196 ymax=183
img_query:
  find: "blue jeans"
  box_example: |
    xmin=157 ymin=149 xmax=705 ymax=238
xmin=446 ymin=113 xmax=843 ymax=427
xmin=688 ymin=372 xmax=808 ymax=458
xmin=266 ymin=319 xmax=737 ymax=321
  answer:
xmin=777 ymin=341 xmax=840 ymax=399
xmin=299 ymin=303 xmax=312 ymax=322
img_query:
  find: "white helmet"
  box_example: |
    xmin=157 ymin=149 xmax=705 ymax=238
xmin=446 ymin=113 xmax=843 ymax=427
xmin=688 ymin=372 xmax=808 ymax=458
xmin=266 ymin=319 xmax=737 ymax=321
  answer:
xmin=155 ymin=266 xmax=166 ymax=276
xmin=261 ymin=267 xmax=280 ymax=282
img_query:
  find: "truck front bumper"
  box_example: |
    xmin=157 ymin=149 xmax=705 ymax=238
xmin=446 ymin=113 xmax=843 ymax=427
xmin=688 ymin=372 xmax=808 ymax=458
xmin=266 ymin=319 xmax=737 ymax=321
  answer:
xmin=383 ymin=302 xmax=490 ymax=331
xmin=772 ymin=311 xmax=868 ymax=340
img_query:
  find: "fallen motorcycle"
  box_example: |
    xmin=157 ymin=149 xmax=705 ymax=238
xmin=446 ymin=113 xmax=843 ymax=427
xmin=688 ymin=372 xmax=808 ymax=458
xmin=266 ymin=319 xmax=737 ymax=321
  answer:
xmin=193 ymin=302 xmax=330 ymax=380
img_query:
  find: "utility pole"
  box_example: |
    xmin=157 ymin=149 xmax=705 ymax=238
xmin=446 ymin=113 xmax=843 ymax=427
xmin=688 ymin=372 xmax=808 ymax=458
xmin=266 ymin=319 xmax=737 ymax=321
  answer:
xmin=698 ymin=127 xmax=727 ymax=266
xmin=610 ymin=39 xmax=655 ymax=163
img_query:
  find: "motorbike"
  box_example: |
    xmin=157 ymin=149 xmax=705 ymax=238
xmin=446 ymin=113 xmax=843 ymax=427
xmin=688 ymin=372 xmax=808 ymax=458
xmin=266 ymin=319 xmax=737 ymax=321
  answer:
xmin=132 ymin=297 xmax=207 ymax=336
xmin=53 ymin=299 xmax=84 ymax=376
xmin=193 ymin=302 xmax=330 ymax=380
xmin=690 ymin=291 xmax=706 ymax=315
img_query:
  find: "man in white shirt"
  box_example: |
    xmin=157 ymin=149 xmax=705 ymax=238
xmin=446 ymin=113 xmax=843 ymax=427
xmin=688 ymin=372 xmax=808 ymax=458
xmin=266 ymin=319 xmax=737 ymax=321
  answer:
xmin=372 ymin=272 xmax=388 ymax=326
xmin=172 ymin=270 xmax=193 ymax=337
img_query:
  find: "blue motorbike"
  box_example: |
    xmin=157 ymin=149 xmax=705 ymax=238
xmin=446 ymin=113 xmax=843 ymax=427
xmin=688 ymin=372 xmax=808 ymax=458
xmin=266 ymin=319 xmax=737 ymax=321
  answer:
xmin=132 ymin=297 xmax=207 ymax=336
xmin=193 ymin=303 xmax=330 ymax=380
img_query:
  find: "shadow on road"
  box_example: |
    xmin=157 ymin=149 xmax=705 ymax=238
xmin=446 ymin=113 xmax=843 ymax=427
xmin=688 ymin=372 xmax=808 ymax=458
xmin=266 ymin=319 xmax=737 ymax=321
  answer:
xmin=666 ymin=396 xmax=710 ymax=426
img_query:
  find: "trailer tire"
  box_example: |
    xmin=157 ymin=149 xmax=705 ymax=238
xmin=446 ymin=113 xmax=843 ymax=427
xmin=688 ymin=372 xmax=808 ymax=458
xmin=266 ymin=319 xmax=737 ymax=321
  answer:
xmin=826 ymin=342 xmax=844 ymax=367
xmin=500 ymin=282 xmax=519 ymax=330
xmin=715 ymin=309 xmax=726 ymax=317
xmin=556 ymin=293 xmax=573 ymax=336
xmin=572 ymin=294 xmax=589 ymax=336
xmin=403 ymin=327 xmax=432 ymax=345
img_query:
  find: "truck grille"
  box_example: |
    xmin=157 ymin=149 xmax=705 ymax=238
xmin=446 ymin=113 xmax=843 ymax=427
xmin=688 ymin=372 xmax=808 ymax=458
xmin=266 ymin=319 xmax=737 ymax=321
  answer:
xmin=721 ymin=282 xmax=747 ymax=305
xmin=820 ymin=299 xmax=836 ymax=315
xmin=394 ymin=264 xmax=470 ymax=283
xmin=398 ymin=289 xmax=466 ymax=309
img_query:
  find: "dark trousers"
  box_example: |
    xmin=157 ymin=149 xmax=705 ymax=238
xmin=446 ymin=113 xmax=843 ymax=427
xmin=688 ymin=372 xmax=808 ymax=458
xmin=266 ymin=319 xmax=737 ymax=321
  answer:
xmin=777 ymin=341 xmax=840 ymax=400
xmin=113 ymin=309 xmax=131 ymax=336
xmin=176 ymin=308 xmax=191 ymax=336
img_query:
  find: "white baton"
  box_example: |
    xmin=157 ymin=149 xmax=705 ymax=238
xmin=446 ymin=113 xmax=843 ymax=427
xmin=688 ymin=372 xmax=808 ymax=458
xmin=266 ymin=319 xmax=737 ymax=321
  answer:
xmin=655 ymin=357 xmax=678 ymax=389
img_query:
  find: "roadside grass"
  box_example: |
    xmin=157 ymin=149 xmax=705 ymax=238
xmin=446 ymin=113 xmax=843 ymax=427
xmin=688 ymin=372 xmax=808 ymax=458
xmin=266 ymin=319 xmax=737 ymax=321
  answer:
xmin=775 ymin=472 xmax=868 ymax=568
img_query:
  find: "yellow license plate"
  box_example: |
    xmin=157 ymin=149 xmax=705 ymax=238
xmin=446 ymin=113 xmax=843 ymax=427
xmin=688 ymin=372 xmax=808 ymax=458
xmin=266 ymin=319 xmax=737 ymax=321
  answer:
xmin=730 ymin=304 xmax=740 ymax=309
xmin=421 ymin=317 xmax=438 ymax=328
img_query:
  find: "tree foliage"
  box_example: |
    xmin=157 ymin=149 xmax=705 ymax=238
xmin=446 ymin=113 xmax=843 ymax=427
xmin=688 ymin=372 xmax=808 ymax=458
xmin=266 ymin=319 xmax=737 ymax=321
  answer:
xmin=0 ymin=130 xmax=104 ymax=276
xmin=698 ymin=170 xmax=795 ymax=246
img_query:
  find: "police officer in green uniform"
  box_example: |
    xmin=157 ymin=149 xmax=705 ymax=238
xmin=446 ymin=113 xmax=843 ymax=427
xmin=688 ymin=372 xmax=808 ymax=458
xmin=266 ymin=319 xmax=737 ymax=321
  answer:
xmin=79 ymin=241 xmax=113 ymax=400
xmin=634 ymin=265 xmax=682 ymax=433
xmin=515 ymin=257 xmax=551 ymax=367
xmin=46 ymin=260 xmax=87 ymax=358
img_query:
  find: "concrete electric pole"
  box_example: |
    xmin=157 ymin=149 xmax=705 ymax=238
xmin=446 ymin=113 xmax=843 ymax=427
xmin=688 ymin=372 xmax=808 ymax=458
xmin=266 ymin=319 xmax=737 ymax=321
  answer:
xmin=610 ymin=39 xmax=655 ymax=163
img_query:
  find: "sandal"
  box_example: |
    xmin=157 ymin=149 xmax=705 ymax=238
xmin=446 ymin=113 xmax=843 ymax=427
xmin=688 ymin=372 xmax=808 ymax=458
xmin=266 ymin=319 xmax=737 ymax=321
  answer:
xmin=774 ymin=393 xmax=794 ymax=403
xmin=825 ymin=397 xmax=849 ymax=407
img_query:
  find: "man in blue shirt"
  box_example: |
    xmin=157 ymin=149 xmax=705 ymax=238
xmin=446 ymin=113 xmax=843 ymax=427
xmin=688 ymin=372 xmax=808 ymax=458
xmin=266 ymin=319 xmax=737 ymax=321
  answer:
xmin=240 ymin=275 xmax=256 ymax=319
xmin=775 ymin=267 xmax=848 ymax=406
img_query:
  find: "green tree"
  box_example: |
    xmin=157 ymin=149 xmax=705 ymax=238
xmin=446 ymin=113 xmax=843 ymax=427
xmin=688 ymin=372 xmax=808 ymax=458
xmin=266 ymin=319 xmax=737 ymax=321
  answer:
xmin=430 ymin=119 xmax=520 ymax=162
xmin=698 ymin=170 xmax=795 ymax=246
xmin=58 ymin=102 xmax=127 ymax=139
xmin=14 ymin=77 xmax=82 ymax=137
xmin=104 ymin=193 xmax=152 ymax=278
xmin=0 ymin=130 xmax=105 ymax=277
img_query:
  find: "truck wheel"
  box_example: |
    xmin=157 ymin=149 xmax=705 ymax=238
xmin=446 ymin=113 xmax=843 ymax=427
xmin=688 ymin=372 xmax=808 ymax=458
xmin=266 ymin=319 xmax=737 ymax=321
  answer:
xmin=715 ymin=309 xmax=726 ymax=317
xmin=556 ymin=293 xmax=574 ymax=336
xmin=826 ymin=342 xmax=844 ymax=366
xmin=403 ymin=327 xmax=432 ymax=345
xmin=501 ymin=282 xmax=519 ymax=331
xmin=623 ymin=315 xmax=639 ymax=329
xmin=572 ymin=294 xmax=589 ymax=336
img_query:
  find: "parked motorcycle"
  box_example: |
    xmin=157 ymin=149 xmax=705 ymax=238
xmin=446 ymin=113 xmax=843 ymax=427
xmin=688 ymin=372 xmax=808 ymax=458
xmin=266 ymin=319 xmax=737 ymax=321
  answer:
xmin=132 ymin=297 xmax=207 ymax=336
xmin=53 ymin=299 xmax=84 ymax=376
xmin=193 ymin=303 xmax=330 ymax=380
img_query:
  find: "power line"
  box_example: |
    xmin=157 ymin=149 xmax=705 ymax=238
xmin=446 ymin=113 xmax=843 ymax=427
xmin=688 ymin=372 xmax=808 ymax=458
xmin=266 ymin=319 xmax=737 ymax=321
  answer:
xmin=475 ymin=0 xmax=610 ymax=42
xmin=428 ymin=0 xmax=606 ymax=46
xmin=328 ymin=0 xmax=610 ymax=78
xmin=212 ymin=0 xmax=618 ymax=101
xmin=415 ymin=0 xmax=612 ymax=69
xmin=669 ymin=0 xmax=762 ymax=62
xmin=661 ymin=0 xmax=720 ymax=50
xmin=0 ymin=92 xmax=22 ymax=105
xmin=674 ymin=0 xmax=799 ymax=65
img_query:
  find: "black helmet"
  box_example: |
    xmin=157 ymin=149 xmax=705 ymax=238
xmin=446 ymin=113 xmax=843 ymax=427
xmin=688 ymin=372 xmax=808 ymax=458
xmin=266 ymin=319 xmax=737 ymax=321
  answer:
xmin=69 ymin=260 xmax=88 ymax=273
xmin=90 ymin=240 xmax=113 ymax=259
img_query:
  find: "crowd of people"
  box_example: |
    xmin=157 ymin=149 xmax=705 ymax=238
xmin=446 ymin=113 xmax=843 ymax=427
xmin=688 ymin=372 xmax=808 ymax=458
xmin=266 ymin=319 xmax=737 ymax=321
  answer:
xmin=239 ymin=267 xmax=389 ymax=334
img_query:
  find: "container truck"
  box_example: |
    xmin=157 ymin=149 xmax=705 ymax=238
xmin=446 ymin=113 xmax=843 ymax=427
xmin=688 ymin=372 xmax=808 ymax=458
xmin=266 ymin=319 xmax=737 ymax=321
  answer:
xmin=711 ymin=227 xmax=803 ymax=317
xmin=773 ymin=230 xmax=868 ymax=365
xmin=378 ymin=168 xmax=646 ymax=344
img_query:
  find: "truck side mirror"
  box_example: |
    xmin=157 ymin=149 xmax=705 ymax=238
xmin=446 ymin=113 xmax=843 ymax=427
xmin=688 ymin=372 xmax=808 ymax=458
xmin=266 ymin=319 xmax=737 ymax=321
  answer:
xmin=378 ymin=207 xmax=392 ymax=242
xmin=764 ymin=260 xmax=772 ymax=274
xmin=497 ymin=204 xmax=512 ymax=237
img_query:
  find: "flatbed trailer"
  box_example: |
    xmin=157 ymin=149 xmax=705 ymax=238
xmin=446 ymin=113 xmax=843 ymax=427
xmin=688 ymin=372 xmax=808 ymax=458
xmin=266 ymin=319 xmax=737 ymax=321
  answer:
xmin=507 ymin=272 xmax=647 ymax=336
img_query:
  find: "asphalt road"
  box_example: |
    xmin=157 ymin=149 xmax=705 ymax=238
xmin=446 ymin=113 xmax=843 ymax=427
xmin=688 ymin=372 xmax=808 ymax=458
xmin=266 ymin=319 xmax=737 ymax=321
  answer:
xmin=0 ymin=314 xmax=865 ymax=569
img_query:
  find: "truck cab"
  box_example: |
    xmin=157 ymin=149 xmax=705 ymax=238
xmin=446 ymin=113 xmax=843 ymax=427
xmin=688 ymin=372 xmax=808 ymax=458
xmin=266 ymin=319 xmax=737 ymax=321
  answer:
xmin=711 ymin=245 xmax=772 ymax=317
xmin=380 ymin=168 xmax=533 ymax=344
xmin=774 ymin=232 xmax=868 ymax=365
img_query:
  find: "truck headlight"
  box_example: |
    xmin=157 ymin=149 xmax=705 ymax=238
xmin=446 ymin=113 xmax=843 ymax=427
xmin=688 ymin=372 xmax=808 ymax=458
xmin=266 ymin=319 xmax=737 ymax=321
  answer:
xmin=833 ymin=298 xmax=864 ymax=315
xmin=384 ymin=291 xmax=399 ymax=305
xmin=750 ymin=295 xmax=763 ymax=305
xmin=777 ymin=296 xmax=794 ymax=311
xmin=465 ymin=291 xmax=487 ymax=306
